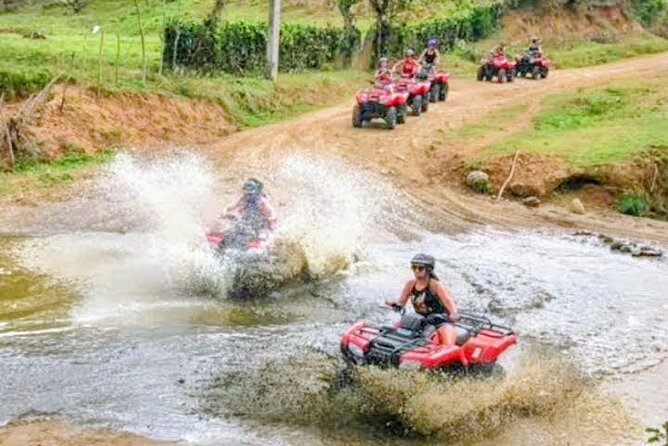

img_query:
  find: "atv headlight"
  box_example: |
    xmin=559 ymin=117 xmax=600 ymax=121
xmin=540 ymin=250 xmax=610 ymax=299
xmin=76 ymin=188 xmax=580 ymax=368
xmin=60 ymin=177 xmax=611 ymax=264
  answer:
xmin=399 ymin=360 xmax=422 ymax=370
xmin=348 ymin=344 xmax=365 ymax=358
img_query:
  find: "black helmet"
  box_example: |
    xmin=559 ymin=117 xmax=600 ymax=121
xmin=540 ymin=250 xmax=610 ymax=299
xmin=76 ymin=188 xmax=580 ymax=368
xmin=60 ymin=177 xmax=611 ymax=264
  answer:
xmin=411 ymin=253 xmax=435 ymax=270
xmin=242 ymin=178 xmax=263 ymax=194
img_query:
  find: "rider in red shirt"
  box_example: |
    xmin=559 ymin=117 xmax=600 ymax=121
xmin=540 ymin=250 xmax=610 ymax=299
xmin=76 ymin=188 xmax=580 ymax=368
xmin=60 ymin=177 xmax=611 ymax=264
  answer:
xmin=393 ymin=49 xmax=421 ymax=78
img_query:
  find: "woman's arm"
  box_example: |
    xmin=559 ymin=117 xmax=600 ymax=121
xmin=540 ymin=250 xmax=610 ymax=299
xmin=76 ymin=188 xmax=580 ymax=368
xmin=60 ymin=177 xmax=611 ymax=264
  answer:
xmin=386 ymin=279 xmax=414 ymax=308
xmin=260 ymin=197 xmax=277 ymax=229
xmin=434 ymin=49 xmax=441 ymax=65
xmin=418 ymin=48 xmax=428 ymax=64
xmin=433 ymin=281 xmax=459 ymax=320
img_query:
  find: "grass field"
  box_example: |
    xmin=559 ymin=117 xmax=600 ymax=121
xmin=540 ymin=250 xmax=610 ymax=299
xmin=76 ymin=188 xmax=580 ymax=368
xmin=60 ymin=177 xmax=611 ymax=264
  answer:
xmin=460 ymin=78 xmax=668 ymax=168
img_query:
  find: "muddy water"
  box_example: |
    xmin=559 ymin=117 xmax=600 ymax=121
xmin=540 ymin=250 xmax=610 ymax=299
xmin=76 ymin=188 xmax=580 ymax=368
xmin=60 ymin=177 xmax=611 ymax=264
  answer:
xmin=0 ymin=153 xmax=666 ymax=445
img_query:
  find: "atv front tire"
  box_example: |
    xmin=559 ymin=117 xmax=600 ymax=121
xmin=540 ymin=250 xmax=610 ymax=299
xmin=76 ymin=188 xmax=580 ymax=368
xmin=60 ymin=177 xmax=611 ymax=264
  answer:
xmin=411 ymin=96 xmax=422 ymax=116
xmin=352 ymin=105 xmax=363 ymax=128
xmin=397 ymin=104 xmax=407 ymax=124
xmin=385 ymin=106 xmax=397 ymax=129
xmin=421 ymin=93 xmax=430 ymax=112
xmin=430 ymin=83 xmax=440 ymax=102
xmin=439 ymin=82 xmax=448 ymax=101
xmin=476 ymin=67 xmax=484 ymax=81
xmin=541 ymin=67 xmax=549 ymax=78
xmin=498 ymin=69 xmax=506 ymax=83
xmin=531 ymin=65 xmax=541 ymax=79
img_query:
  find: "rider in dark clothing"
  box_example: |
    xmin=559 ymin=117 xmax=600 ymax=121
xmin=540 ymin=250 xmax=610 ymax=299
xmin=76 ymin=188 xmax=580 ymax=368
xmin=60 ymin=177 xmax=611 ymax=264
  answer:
xmin=386 ymin=253 xmax=461 ymax=345
xmin=527 ymin=37 xmax=542 ymax=57
xmin=218 ymin=178 xmax=277 ymax=248
xmin=419 ymin=38 xmax=441 ymax=67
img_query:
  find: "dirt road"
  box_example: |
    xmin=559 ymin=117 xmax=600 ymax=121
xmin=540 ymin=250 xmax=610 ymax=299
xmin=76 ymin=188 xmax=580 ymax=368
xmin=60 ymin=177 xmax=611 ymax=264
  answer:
xmin=200 ymin=51 xmax=668 ymax=244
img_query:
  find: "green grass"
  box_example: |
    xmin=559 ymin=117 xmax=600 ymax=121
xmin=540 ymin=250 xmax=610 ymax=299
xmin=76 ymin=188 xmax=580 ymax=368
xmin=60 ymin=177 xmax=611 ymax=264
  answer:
xmin=0 ymin=148 xmax=115 ymax=198
xmin=546 ymin=34 xmax=668 ymax=68
xmin=478 ymin=79 xmax=668 ymax=167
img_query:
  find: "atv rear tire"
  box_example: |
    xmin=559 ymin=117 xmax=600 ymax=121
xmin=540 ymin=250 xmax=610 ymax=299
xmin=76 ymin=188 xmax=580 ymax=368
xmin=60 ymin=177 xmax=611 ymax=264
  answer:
xmin=476 ymin=67 xmax=484 ymax=81
xmin=397 ymin=104 xmax=407 ymax=124
xmin=421 ymin=93 xmax=429 ymax=112
xmin=352 ymin=105 xmax=363 ymax=128
xmin=430 ymin=83 xmax=440 ymax=102
xmin=498 ymin=69 xmax=506 ymax=83
xmin=411 ymin=96 xmax=422 ymax=116
xmin=439 ymin=82 xmax=449 ymax=101
xmin=385 ymin=106 xmax=397 ymax=129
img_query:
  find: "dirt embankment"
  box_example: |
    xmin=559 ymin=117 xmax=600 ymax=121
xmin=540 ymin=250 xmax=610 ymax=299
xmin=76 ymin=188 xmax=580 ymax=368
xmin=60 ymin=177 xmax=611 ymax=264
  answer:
xmin=492 ymin=4 xmax=643 ymax=47
xmin=0 ymin=86 xmax=236 ymax=162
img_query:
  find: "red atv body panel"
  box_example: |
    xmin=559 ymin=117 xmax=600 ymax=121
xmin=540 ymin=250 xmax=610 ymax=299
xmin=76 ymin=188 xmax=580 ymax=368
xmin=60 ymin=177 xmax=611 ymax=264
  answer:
xmin=355 ymin=87 xmax=408 ymax=108
xmin=341 ymin=314 xmax=517 ymax=369
xmin=394 ymin=77 xmax=431 ymax=99
xmin=429 ymin=70 xmax=450 ymax=85
xmin=206 ymin=232 xmax=266 ymax=252
xmin=489 ymin=55 xmax=516 ymax=71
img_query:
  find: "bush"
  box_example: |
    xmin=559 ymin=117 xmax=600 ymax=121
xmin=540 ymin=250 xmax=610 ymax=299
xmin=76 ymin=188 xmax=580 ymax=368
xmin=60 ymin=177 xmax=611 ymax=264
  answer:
xmin=0 ymin=67 xmax=53 ymax=100
xmin=163 ymin=20 xmax=360 ymax=74
xmin=617 ymin=192 xmax=650 ymax=216
xmin=380 ymin=2 xmax=506 ymax=60
xmin=634 ymin=0 xmax=668 ymax=26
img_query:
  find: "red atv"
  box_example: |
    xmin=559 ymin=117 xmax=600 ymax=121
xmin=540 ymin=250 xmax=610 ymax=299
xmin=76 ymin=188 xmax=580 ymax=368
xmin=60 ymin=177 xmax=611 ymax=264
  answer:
xmin=341 ymin=306 xmax=517 ymax=374
xmin=352 ymin=85 xmax=410 ymax=129
xmin=418 ymin=63 xmax=450 ymax=102
xmin=394 ymin=75 xmax=431 ymax=116
xmin=206 ymin=216 xmax=272 ymax=254
xmin=477 ymin=54 xmax=516 ymax=83
xmin=515 ymin=52 xmax=551 ymax=79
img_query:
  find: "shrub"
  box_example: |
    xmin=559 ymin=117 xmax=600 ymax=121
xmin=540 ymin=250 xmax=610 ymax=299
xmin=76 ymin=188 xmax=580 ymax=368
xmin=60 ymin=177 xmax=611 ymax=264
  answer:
xmin=617 ymin=192 xmax=650 ymax=216
xmin=163 ymin=20 xmax=359 ymax=74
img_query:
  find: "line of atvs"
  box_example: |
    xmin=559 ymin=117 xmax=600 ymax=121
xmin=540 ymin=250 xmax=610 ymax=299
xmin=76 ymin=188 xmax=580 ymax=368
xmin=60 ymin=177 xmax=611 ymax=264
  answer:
xmin=352 ymin=63 xmax=450 ymax=130
xmin=477 ymin=52 xmax=551 ymax=83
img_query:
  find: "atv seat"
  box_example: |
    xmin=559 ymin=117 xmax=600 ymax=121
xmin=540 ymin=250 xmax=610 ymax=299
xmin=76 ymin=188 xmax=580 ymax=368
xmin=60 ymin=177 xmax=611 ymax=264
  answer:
xmin=454 ymin=325 xmax=472 ymax=346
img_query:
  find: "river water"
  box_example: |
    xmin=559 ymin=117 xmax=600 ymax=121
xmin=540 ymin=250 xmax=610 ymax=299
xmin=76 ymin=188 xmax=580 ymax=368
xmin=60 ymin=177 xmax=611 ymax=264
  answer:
xmin=0 ymin=153 xmax=666 ymax=445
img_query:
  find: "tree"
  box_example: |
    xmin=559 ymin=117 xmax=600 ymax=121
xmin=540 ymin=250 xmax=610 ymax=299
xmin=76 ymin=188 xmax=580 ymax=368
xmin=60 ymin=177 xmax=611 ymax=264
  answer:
xmin=338 ymin=0 xmax=361 ymax=62
xmin=338 ymin=0 xmax=360 ymax=30
xmin=204 ymin=0 xmax=225 ymax=27
xmin=368 ymin=0 xmax=412 ymax=60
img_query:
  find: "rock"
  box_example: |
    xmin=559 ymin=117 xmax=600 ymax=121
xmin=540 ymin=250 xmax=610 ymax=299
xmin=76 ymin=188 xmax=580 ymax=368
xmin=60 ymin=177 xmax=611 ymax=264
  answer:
xmin=633 ymin=246 xmax=663 ymax=257
xmin=523 ymin=196 xmax=541 ymax=207
xmin=465 ymin=170 xmax=489 ymax=187
xmin=509 ymin=183 xmax=545 ymax=198
xmin=569 ymin=198 xmax=586 ymax=215
xmin=609 ymin=241 xmax=624 ymax=251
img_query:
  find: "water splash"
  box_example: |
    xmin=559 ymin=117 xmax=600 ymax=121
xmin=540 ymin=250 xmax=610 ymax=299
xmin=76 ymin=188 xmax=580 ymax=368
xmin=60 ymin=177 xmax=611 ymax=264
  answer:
xmin=272 ymin=153 xmax=411 ymax=276
xmin=204 ymin=350 xmax=641 ymax=445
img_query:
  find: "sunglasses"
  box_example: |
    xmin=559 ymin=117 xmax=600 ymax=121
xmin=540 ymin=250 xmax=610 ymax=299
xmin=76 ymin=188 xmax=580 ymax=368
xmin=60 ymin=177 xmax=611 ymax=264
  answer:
xmin=411 ymin=264 xmax=426 ymax=272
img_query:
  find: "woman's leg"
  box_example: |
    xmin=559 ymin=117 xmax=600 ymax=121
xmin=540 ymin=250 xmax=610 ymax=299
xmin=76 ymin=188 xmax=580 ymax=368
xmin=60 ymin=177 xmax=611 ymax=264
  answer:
xmin=436 ymin=324 xmax=457 ymax=346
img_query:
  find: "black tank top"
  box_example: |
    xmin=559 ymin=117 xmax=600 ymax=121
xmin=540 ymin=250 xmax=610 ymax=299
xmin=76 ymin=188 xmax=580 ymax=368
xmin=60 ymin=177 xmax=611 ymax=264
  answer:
xmin=411 ymin=280 xmax=446 ymax=316
xmin=424 ymin=51 xmax=437 ymax=64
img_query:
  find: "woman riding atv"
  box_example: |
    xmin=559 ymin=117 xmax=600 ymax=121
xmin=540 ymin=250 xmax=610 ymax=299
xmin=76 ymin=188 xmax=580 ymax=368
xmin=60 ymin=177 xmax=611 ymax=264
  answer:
xmin=419 ymin=38 xmax=441 ymax=68
xmin=491 ymin=44 xmax=506 ymax=58
xmin=374 ymin=57 xmax=394 ymax=90
xmin=217 ymin=178 xmax=277 ymax=247
xmin=527 ymin=37 xmax=543 ymax=57
xmin=392 ymin=49 xmax=421 ymax=78
xmin=385 ymin=253 xmax=461 ymax=346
